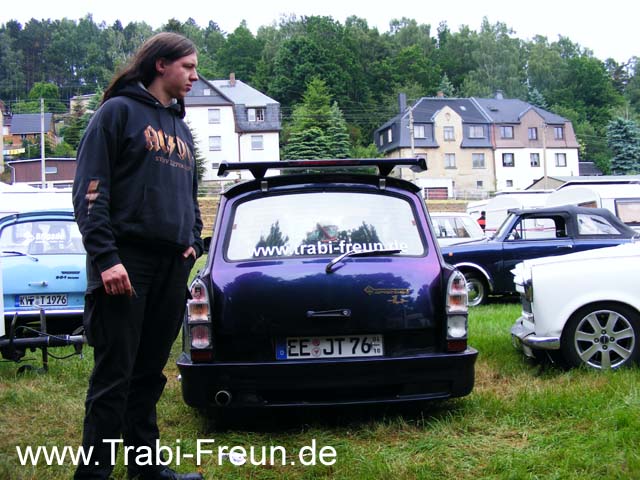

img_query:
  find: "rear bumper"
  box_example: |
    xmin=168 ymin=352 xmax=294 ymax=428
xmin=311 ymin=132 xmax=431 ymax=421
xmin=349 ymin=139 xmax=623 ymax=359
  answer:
xmin=177 ymin=349 xmax=478 ymax=408
xmin=4 ymin=308 xmax=84 ymax=318
xmin=511 ymin=316 xmax=560 ymax=358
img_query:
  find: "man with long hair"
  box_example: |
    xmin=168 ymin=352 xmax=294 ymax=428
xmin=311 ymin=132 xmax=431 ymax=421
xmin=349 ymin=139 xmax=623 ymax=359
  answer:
xmin=72 ymin=32 xmax=204 ymax=480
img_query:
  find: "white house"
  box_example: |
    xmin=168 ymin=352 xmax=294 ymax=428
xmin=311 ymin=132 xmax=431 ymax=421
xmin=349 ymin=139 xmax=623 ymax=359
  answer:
xmin=473 ymin=96 xmax=580 ymax=191
xmin=185 ymin=73 xmax=281 ymax=182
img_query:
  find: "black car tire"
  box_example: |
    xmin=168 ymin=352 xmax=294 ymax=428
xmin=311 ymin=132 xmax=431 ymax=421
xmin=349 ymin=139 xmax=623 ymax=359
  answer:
xmin=464 ymin=272 xmax=487 ymax=307
xmin=561 ymin=302 xmax=640 ymax=370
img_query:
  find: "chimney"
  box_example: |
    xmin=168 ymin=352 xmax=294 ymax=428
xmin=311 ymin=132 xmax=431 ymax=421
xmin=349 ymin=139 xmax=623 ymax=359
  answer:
xmin=229 ymin=72 xmax=236 ymax=87
xmin=436 ymin=91 xmax=444 ymax=98
xmin=495 ymin=90 xmax=504 ymax=100
xmin=398 ymin=93 xmax=407 ymax=113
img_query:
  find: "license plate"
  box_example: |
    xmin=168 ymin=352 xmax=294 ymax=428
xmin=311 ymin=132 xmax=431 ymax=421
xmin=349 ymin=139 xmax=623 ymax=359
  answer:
xmin=276 ymin=334 xmax=384 ymax=360
xmin=16 ymin=294 xmax=68 ymax=307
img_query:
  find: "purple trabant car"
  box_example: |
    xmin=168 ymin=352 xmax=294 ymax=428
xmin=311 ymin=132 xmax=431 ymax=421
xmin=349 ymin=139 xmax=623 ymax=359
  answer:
xmin=177 ymin=159 xmax=477 ymax=412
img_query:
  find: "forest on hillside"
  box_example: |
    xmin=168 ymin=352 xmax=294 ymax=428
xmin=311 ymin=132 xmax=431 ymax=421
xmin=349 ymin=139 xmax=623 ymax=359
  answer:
xmin=1 ymin=14 xmax=639 ymax=172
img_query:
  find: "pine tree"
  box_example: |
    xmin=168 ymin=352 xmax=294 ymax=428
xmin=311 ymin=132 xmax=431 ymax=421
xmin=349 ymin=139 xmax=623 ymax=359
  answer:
xmin=62 ymin=102 xmax=87 ymax=150
xmin=327 ymin=102 xmax=351 ymax=158
xmin=527 ymin=87 xmax=548 ymax=109
xmin=284 ymin=127 xmax=330 ymax=160
xmin=607 ymin=117 xmax=640 ymax=174
xmin=283 ymin=78 xmax=352 ymax=160
xmin=438 ymin=73 xmax=456 ymax=97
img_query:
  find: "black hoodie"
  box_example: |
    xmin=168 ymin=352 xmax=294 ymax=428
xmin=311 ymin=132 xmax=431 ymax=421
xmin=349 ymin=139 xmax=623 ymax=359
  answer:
xmin=72 ymin=83 xmax=204 ymax=273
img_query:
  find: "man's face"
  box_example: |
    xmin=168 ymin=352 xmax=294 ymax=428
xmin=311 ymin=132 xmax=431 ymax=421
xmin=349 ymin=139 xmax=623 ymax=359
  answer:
xmin=158 ymin=53 xmax=198 ymax=100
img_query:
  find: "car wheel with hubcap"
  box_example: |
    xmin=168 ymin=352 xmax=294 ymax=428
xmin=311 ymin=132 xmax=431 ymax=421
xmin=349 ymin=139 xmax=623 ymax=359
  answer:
xmin=464 ymin=273 xmax=487 ymax=307
xmin=561 ymin=302 xmax=639 ymax=370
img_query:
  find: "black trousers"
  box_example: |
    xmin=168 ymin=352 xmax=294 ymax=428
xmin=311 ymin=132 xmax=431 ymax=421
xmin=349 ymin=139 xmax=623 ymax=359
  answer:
xmin=74 ymin=245 xmax=194 ymax=479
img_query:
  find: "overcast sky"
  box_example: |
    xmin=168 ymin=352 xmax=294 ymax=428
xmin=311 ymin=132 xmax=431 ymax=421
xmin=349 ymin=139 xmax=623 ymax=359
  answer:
xmin=1 ymin=0 xmax=637 ymax=64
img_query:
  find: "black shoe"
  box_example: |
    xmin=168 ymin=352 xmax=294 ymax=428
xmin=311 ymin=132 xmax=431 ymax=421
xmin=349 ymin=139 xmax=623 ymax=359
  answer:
xmin=129 ymin=466 xmax=203 ymax=480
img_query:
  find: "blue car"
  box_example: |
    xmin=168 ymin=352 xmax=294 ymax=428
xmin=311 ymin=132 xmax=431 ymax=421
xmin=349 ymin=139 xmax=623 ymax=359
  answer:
xmin=177 ymin=159 xmax=477 ymax=413
xmin=1 ymin=210 xmax=86 ymax=337
xmin=441 ymin=205 xmax=638 ymax=306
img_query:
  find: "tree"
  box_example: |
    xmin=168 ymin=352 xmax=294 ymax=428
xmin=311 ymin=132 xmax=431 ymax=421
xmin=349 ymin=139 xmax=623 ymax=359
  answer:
xmin=283 ymin=78 xmax=352 ymax=160
xmin=216 ymin=21 xmax=263 ymax=82
xmin=289 ymin=77 xmax=333 ymax=133
xmin=327 ymin=102 xmax=351 ymax=158
xmin=390 ymin=45 xmax=441 ymax=95
xmin=62 ymin=101 xmax=87 ymax=150
xmin=607 ymin=117 xmax=640 ymax=174
xmin=268 ymin=16 xmax=359 ymax=109
xmin=460 ymin=18 xmax=527 ymax=98
xmin=28 ymin=81 xmax=66 ymax=113
xmin=284 ymin=127 xmax=330 ymax=160
xmin=438 ymin=73 xmax=456 ymax=97
xmin=625 ymin=59 xmax=640 ymax=116
xmin=0 ymin=28 xmax=25 ymax=100
xmin=435 ymin=22 xmax=477 ymax=91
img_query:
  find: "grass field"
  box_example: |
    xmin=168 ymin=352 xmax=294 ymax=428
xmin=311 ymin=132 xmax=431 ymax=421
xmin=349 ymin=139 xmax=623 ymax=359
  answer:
xmin=1 ymin=294 xmax=639 ymax=479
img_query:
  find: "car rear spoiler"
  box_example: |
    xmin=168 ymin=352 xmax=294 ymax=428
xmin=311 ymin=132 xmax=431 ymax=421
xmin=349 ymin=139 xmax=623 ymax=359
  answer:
xmin=217 ymin=158 xmax=428 ymax=180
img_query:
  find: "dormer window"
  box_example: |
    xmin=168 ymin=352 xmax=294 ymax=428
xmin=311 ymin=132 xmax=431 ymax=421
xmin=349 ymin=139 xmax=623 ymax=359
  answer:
xmin=248 ymin=108 xmax=265 ymax=122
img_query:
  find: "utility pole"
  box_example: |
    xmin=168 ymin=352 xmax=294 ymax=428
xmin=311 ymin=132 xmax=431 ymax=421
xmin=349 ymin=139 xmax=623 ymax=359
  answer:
xmin=542 ymin=122 xmax=548 ymax=190
xmin=0 ymin=108 xmax=4 ymax=175
xmin=41 ymin=98 xmax=46 ymax=188
xmin=409 ymin=106 xmax=415 ymax=157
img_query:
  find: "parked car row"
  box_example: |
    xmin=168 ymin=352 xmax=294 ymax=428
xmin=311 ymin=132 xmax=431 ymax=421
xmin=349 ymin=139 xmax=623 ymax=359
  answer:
xmin=3 ymin=168 xmax=639 ymax=418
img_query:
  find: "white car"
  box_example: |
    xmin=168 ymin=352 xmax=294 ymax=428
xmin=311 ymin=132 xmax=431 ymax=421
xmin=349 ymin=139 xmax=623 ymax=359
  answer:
xmin=511 ymin=242 xmax=640 ymax=369
xmin=431 ymin=212 xmax=485 ymax=246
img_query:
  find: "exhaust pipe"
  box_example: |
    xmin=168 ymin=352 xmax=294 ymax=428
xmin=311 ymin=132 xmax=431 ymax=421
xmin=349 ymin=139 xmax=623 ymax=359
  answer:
xmin=214 ymin=390 xmax=232 ymax=406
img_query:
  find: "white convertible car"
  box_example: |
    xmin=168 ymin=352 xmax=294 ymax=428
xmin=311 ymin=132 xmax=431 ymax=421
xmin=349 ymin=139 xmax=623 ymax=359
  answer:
xmin=511 ymin=242 xmax=640 ymax=369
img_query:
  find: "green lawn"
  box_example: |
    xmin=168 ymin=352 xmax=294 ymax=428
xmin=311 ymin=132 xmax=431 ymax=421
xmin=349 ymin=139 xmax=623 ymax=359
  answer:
xmin=1 ymin=301 xmax=638 ymax=479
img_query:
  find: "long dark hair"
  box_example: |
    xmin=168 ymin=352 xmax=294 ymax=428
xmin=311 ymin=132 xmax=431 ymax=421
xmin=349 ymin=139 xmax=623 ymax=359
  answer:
xmin=102 ymin=32 xmax=196 ymax=118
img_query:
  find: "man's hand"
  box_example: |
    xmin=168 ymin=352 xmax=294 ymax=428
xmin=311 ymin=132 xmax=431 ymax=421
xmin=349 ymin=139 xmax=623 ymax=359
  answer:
xmin=182 ymin=246 xmax=196 ymax=259
xmin=101 ymin=263 xmax=133 ymax=297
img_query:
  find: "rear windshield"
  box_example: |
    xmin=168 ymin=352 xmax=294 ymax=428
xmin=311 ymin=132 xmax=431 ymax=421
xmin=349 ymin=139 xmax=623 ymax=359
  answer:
xmin=0 ymin=219 xmax=85 ymax=255
xmin=226 ymin=192 xmax=425 ymax=260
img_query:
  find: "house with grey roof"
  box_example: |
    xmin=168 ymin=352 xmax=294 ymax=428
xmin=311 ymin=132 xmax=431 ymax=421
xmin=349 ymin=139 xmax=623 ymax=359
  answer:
xmin=375 ymin=92 xmax=580 ymax=196
xmin=376 ymin=93 xmax=496 ymax=196
xmin=185 ymin=73 xmax=281 ymax=181
xmin=6 ymin=113 xmax=57 ymax=149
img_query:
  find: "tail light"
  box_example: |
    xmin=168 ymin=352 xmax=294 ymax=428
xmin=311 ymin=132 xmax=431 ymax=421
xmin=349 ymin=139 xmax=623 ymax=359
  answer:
xmin=446 ymin=271 xmax=468 ymax=352
xmin=186 ymin=278 xmax=213 ymax=362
